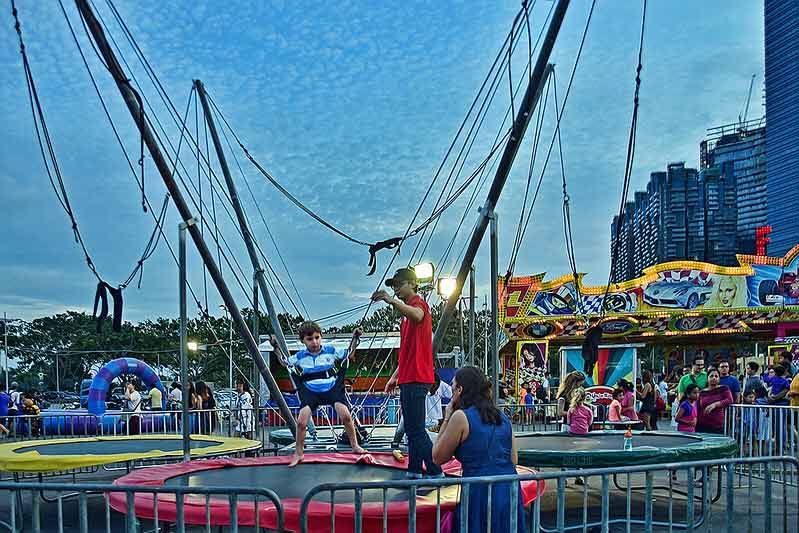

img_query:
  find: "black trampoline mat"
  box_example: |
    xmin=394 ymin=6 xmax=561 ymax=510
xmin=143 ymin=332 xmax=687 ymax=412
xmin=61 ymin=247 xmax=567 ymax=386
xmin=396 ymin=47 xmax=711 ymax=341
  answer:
xmin=16 ymin=438 xmax=222 ymax=456
xmin=165 ymin=463 xmax=446 ymax=502
xmin=516 ymin=433 xmax=701 ymax=452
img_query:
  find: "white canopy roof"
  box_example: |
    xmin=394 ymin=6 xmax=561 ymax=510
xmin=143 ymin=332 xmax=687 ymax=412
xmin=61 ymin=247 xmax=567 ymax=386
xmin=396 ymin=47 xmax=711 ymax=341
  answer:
xmin=258 ymin=332 xmax=401 ymax=354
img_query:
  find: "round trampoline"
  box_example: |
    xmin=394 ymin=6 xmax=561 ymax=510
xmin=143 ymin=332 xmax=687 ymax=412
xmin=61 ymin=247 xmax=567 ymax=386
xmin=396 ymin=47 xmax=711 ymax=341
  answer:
xmin=515 ymin=430 xmax=737 ymax=468
xmin=0 ymin=435 xmax=261 ymax=473
xmin=110 ymin=453 xmax=544 ymax=533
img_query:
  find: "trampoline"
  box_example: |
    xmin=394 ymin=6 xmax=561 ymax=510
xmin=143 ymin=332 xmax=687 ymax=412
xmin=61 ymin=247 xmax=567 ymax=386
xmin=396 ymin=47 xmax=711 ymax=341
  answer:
xmin=515 ymin=431 xmax=737 ymax=468
xmin=0 ymin=435 xmax=261 ymax=474
xmin=110 ymin=453 xmax=544 ymax=533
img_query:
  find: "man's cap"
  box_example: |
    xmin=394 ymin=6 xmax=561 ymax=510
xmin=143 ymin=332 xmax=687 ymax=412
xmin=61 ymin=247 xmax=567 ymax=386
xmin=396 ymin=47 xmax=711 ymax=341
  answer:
xmin=385 ymin=267 xmax=417 ymax=288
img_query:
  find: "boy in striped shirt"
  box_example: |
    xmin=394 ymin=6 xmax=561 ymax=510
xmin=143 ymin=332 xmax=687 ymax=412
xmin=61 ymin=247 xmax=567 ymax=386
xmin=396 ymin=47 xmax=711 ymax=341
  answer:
xmin=271 ymin=321 xmax=366 ymax=466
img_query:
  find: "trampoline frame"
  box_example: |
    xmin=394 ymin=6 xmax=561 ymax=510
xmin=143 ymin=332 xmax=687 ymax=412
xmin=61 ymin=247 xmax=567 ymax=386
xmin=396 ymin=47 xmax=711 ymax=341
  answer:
xmin=515 ymin=430 xmax=738 ymax=469
xmin=0 ymin=434 xmax=261 ymax=474
xmin=109 ymin=452 xmax=543 ymax=533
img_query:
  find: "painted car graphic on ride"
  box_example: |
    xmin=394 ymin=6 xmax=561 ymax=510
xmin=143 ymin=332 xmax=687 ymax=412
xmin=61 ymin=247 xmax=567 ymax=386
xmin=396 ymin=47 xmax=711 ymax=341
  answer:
xmin=643 ymin=280 xmax=713 ymax=309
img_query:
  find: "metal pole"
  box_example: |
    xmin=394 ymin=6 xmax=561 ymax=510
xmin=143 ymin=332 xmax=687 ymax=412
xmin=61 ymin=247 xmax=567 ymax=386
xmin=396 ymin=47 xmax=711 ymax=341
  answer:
xmin=179 ymin=219 xmax=193 ymax=461
xmin=55 ymin=353 xmax=59 ymax=392
xmin=3 ymin=312 xmax=8 ymax=391
xmin=458 ymin=298 xmax=464 ymax=364
xmin=229 ymin=310 xmax=233 ymax=393
xmin=490 ymin=212 xmax=500 ymax=405
xmin=194 ymin=80 xmax=292 ymax=354
xmin=74 ymin=0 xmax=296 ymax=435
xmin=483 ymin=296 xmax=489 ymax=374
xmin=469 ymin=266 xmax=475 ymax=367
xmin=431 ymin=56 xmax=563 ymax=353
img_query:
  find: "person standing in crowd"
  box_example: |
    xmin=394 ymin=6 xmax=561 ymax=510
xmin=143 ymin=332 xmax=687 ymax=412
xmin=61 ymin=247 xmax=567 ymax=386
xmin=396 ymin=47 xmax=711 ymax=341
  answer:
xmin=718 ymin=360 xmax=741 ymax=403
xmin=373 ymin=267 xmax=443 ymax=479
xmin=658 ymin=374 xmax=669 ymax=405
xmin=768 ymin=365 xmax=791 ymax=405
xmin=235 ymin=379 xmax=254 ymax=439
xmin=0 ymin=384 xmax=10 ymax=436
xmin=696 ymin=369 xmax=733 ymax=434
xmin=567 ymin=388 xmax=593 ymax=435
xmin=124 ymin=382 xmax=142 ymax=435
xmin=22 ymin=394 xmax=41 ymax=437
xmin=678 ymin=355 xmax=707 ymax=397
xmin=432 ymin=367 xmax=526 ymax=533
xmin=675 ymin=384 xmax=699 ymax=432
xmin=149 ymin=385 xmax=163 ymax=411
xmin=557 ymin=372 xmax=586 ymax=432
xmin=789 ymin=369 xmax=799 ymax=408
xmin=742 ymin=361 xmax=763 ymax=394
xmin=8 ymin=382 xmax=20 ymax=419
xmin=168 ymin=382 xmax=182 ymax=410
xmin=777 ymin=352 xmax=795 ymax=377
xmin=425 ymin=373 xmax=452 ymax=431
xmin=636 ymin=370 xmax=657 ymax=430
xmin=616 ymin=379 xmax=639 ymax=422
xmin=195 ymin=382 xmax=219 ymax=434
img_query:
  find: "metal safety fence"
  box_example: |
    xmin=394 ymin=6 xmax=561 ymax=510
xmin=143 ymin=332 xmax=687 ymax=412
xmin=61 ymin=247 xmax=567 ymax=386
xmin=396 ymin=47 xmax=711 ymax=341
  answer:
xmin=726 ymin=404 xmax=799 ymax=486
xmin=0 ymin=456 xmax=794 ymax=532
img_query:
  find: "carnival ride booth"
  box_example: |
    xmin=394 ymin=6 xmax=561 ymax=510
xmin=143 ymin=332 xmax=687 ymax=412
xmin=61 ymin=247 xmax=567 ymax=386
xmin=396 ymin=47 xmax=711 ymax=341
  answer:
xmin=109 ymin=453 xmax=544 ymax=533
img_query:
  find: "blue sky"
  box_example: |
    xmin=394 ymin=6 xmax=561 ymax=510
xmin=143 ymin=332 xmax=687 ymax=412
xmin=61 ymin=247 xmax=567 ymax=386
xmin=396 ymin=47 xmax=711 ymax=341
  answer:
xmin=0 ymin=1 xmax=764 ymax=327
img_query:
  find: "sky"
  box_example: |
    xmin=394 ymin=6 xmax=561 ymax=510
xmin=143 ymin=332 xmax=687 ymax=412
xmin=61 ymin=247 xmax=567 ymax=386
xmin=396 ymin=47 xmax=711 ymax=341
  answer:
xmin=0 ymin=0 xmax=765 ymax=328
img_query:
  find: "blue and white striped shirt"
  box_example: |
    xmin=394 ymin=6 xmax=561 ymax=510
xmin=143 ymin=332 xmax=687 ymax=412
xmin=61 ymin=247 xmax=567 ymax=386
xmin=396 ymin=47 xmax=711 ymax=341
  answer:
xmin=287 ymin=345 xmax=349 ymax=392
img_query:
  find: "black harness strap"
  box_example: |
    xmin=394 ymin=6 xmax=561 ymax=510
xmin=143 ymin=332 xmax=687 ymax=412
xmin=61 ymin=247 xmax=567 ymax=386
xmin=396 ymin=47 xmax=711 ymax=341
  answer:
xmin=93 ymin=281 xmax=124 ymax=333
xmin=367 ymin=237 xmax=403 ymax=276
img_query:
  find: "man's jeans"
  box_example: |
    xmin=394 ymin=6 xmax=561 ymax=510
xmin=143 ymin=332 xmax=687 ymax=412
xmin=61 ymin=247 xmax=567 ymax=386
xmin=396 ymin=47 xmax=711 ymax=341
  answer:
xmin=399 ymin=383 xmax=442 ymax=476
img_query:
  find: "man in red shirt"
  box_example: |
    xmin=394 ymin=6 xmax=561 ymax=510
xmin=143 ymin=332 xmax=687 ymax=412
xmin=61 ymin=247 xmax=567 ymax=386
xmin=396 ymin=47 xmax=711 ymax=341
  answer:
xmin=372 ymin=267 xmax=443 ymax=478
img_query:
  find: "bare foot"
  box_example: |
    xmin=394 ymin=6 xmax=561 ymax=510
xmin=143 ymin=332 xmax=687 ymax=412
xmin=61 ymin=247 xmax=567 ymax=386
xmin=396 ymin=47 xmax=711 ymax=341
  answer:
xmin=352 ymin=445 xmax=367 ymax=454
xmin=288 ymin=454 xmax=303 ymax=467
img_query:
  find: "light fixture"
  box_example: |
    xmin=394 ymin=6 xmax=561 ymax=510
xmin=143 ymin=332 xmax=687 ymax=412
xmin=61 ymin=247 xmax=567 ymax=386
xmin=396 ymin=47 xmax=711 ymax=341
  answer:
xmin=413 ymin=262 xmax=435 ymax=284
xmin=436 ymin=277 xmax=458 ymax=299
xmin=187 ymin=341 xmax=198 ymax=351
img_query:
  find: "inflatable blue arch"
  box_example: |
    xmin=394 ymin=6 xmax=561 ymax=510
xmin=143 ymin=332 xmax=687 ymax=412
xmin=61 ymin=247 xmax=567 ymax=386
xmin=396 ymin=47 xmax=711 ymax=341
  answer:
xmin=87 ymin=357 xmax=166 ymax=415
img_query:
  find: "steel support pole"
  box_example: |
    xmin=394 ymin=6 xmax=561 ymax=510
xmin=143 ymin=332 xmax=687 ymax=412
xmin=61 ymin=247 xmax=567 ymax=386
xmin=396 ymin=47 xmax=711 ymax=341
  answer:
xmin=74 ymin=0 xmax=296 ymax=435
xmin=468 ymin=266 xmax=475 ymax=367
xmin=430 ymin=19 xmax=564 ymax=354
xmin=3 ymin=312 xmax=8 ymax=391
xmin=179 ymin=219 xmax=193 ymax=461
xmin=489 ymin=212 xmax=500 ymax=405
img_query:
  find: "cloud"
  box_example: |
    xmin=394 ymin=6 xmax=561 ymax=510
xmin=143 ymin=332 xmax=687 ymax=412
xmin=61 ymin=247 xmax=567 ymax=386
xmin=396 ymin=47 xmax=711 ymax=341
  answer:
xmin=0 ymin=0 xmax=765 ymax=324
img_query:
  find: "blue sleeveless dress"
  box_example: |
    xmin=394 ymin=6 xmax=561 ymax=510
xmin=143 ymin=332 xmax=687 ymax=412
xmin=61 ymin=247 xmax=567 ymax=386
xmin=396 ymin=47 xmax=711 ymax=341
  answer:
xmin=453 ymin=406 xmax=526 ymax=533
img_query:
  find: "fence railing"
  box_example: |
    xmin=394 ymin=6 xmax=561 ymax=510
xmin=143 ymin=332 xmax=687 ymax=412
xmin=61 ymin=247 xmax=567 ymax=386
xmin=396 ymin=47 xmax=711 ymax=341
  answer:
xmin=726 ymin=404 xmax=799 ymax=486
xmin=299 ymin=456 xmax=799 ymax=533
xmin=0 ymin=456 xmax=795 ymax=532
xmin=0 ymin=480 xmax=284 ymax=533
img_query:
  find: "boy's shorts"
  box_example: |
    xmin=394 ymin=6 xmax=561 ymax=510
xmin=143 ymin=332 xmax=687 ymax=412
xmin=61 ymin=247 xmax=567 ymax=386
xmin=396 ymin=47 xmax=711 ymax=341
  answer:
xmin=297 ymin=382 xmax=350 ymax=411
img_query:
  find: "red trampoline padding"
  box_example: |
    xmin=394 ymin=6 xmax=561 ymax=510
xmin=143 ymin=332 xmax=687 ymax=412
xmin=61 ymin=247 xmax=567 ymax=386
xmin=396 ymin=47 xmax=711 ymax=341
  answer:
xmin=110 ymin=452 xmax=543 ymax=533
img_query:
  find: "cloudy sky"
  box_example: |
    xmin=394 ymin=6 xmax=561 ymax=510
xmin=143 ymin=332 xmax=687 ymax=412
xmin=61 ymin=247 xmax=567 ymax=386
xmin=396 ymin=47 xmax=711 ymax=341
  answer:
xmin=0 ymin=0 xmax=764 ymax=327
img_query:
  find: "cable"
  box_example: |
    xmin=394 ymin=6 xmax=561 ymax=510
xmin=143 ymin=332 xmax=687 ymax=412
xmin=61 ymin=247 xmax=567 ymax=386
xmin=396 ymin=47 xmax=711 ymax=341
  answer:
xmin=602 ymin=0 xmax=646 ymax=315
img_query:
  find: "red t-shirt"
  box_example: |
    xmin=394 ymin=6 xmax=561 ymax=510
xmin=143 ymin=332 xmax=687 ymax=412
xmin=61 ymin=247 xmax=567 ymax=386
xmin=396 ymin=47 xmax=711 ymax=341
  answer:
xmin=397 ymin=295 xmax=435 ymax=384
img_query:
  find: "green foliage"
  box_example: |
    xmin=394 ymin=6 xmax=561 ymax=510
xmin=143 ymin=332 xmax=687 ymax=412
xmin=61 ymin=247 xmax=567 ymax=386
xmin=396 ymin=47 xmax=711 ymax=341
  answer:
xmin=5 ymin=302 xmax=493 ymax=392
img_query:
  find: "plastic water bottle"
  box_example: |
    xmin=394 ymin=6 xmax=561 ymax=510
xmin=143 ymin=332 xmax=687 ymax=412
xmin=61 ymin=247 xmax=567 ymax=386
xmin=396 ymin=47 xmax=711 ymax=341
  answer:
xmin=623 ymin=427 xmax=633 ymax=451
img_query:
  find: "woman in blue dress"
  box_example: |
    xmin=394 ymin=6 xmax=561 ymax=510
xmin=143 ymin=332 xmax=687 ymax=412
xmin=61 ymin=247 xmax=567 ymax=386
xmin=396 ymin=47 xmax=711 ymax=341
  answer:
xmin=433 ymin=366 xmax=526 ymax=533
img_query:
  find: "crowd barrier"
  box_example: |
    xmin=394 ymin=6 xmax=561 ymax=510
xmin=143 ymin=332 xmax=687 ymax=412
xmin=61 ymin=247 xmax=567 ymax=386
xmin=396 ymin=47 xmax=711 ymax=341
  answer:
xmin=726 ymin=404 xmax=799 ymax=486
xmin=0 ymin=456 xmax=794 ymax=532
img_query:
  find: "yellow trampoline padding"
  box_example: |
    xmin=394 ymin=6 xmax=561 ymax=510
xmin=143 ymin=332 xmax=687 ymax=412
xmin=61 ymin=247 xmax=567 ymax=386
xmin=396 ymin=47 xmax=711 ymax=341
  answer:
xmin=0 ymin=434 xmax=261 ymax=473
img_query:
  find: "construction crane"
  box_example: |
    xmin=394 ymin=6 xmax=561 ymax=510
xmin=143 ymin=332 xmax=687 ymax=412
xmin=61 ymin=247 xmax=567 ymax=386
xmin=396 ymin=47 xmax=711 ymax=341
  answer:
xmin=738 ymin=73 xmax=756 ymax=131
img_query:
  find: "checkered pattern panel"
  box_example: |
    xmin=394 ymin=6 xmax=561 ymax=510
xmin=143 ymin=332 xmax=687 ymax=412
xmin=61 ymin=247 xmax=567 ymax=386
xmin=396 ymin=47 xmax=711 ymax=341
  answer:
xmin=659 ymin=269 xmax=713 ymax=286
